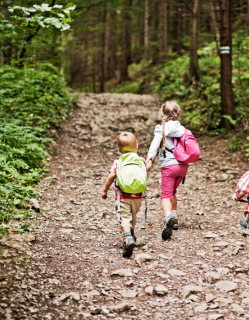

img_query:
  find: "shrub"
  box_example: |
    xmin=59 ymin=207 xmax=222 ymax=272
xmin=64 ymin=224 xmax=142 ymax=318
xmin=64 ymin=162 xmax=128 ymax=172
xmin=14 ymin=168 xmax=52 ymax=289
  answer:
xmin=0 ymin=64 xmax=73 ymax=230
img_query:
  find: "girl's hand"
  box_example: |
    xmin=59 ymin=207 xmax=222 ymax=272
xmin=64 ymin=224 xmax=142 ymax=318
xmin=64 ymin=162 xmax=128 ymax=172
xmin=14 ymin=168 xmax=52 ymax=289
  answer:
xmin=102 ymin=190 xmax=108 ymax=199
xmin=232 ymin=193 xmax=237 ymax=201
xmin=146 ymin=159 xmax=152 ymax=172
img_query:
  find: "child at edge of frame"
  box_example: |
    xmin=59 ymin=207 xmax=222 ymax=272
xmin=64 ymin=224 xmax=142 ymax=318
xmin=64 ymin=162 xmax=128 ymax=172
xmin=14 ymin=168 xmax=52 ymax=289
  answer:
xmin=232 ymin=170 xmax=249 ymax=229
xmin=102 ymin=132 xmax=147 ymax=258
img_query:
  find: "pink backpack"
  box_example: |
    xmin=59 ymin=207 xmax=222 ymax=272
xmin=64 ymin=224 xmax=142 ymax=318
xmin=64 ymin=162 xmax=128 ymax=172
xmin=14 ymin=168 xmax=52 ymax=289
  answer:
xmin=173 ymin=129 xmax=200 ymax=163
xmin=165 ymin=129 xmax=200 ymax=163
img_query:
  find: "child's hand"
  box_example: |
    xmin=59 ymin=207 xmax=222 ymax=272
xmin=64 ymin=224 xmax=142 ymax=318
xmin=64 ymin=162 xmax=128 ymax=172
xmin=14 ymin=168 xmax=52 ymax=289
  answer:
xmin=232 ymin=193 xmax=237 ymax=201
xmin=146 ymin=159 xmax=152 ymax=172
xmin=102 ymin=190 xmax=108 ymax=199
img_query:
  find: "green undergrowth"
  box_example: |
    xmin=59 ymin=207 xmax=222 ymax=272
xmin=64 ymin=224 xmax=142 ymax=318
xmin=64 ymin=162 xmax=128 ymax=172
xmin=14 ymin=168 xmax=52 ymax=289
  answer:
xmin=111 ymin=38 xmax=249 ymax=136
xmin=0 ymin=63 xmax=74 ymax=237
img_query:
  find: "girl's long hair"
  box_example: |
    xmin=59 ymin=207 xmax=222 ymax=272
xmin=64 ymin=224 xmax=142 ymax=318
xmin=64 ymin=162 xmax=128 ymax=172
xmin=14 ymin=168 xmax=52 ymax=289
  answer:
xmin=161 ymin=101 xmax=181 ymax=151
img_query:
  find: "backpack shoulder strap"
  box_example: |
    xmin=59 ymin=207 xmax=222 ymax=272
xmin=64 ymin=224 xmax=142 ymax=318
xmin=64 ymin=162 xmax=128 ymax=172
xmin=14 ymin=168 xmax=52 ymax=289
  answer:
xmin=166 ymin=147 xmax=174 ymax=153
xmin=117 ymin=187 xmax=121 ymax=221
xmin=144 ymin=192 xmax=148 ymax=223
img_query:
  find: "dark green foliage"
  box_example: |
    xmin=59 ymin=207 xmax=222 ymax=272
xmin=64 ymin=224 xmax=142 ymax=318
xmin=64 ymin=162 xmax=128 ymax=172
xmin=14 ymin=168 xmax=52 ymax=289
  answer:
xmin=112 ymin=38 xmax=249 ymax=134
xmin=0 ymin=64 xmax=73 ymax=232
xmin=229 ymin=137 xmax=240 ymax=152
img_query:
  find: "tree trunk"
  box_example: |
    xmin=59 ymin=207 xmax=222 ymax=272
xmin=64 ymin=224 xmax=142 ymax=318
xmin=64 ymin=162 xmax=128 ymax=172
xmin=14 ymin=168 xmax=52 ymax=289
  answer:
xmin=189 ymin=0 xmax=200 ymax=80
xmin=127 ymin=1 xmax=132 ymax=66
xmin=139 ymin=0 xmax=144 ymax=48
xmin=120 ymin=0 xmax=131 ymax=82
xmin=172 ymin=3 xmax=182 ymax=55
xmin=176 ymin=5 xmax=182 ymax=55
xmin=98 ymin=0 xmax=106 ymax=93
xmin=164 ymin=0 xmax=168 ymax=59
xmin=144 ymin=0 xmax=149 ymax=60
xmin=209 ymin=1 xmax=219 ymax=54
xmin=159 ymin=0 xmax=168 ymax=60
xmin=247 ymin=0 xmax=249 ymax=35
xmin=151 ymin=0 xmax=159 ymax=64
xmin=105 ymin=10 xmax=116 ymax=80
xmin=219 ymin=0 xmax=235 ymax=119
xmin=92 ymin=51 xmax=96 ymax=93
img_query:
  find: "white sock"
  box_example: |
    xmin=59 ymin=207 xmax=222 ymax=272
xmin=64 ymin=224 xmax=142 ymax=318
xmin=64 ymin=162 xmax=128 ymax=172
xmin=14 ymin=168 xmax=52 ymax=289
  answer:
xmin=164 ymin=212 xmax=172 ymax=218
xmin=171 ymin=210 xmax=177 ymax=217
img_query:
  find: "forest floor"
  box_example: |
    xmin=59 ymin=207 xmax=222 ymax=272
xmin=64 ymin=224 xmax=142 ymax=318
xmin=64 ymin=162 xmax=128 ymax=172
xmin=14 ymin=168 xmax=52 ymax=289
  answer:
xmin=1 ymin=93 xmax=249 ymax=320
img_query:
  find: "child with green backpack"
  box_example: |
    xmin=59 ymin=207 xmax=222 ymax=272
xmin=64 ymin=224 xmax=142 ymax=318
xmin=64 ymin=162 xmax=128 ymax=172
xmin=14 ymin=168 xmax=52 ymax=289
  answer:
xmin=102 ymin=132 xmax=147 ymax=258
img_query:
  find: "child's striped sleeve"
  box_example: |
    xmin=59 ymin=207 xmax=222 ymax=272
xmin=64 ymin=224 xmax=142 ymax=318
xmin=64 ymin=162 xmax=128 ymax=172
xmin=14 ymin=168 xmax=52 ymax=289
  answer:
xmin=235 ymin=170 xmax=249 ymax=200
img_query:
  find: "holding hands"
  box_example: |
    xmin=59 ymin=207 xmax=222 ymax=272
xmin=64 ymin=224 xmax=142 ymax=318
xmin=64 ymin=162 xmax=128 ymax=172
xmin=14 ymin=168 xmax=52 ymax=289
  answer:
xmin=146 ymin=157 xmax=152 ymax=172
xmin=232 ymin=193 xmax=237 ymax=201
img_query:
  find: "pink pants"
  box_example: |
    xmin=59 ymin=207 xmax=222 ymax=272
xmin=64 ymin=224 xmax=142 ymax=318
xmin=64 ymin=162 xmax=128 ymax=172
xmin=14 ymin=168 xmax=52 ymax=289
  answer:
xmin=161 ymin=164 xmax=188 ymax=201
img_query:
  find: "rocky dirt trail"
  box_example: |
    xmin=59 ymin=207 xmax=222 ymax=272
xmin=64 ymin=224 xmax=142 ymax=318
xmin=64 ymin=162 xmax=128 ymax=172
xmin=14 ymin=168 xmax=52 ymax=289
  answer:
xmin=1 ymin=93 xmax=249 ymax=320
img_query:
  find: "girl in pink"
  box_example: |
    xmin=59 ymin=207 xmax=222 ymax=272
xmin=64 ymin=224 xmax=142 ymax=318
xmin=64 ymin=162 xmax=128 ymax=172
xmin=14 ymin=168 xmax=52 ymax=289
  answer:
xmin=146 ymin=101 xmax=188 ymax=240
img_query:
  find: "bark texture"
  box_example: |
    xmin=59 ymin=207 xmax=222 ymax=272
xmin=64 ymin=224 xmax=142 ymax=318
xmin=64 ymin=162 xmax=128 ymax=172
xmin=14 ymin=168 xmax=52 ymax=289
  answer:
xmin=144 ymin=0 xmax=149 ymax=60
xmin=159 ymin=0 xmax=168 ymax=60
xmin=105 ymin=10 xmax=116 ymax=80
xmin=120 ymin=0 xmax=131 ymax=82
xmin=151 ymin=0 xmax=159 ymax=64
xmin=190 ymin=0 xmax=200 ymax=80
xmin=248 ymin=0 xmax=249 ymax=35
xmin=98 ymin=1 xmax=106 ymax=93
xmin=209 ymin=1 xmax=219 ymax=54
xmin=172 ymin=3 xmax=182 ymax=55
xmin=219 ymin=0 xmax=235 ymax=118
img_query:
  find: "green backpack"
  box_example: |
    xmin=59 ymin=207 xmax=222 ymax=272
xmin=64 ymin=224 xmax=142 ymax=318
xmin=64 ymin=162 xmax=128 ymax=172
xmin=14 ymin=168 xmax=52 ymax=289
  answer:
xmin=116 ymin=153 xmax=148 ymax=222
xmin=116 ymin=152 xmax=147 ymax=194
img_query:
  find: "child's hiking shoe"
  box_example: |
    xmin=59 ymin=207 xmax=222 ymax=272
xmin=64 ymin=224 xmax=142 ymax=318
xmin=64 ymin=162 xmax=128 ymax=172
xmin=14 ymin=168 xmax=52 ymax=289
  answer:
xmin=131 ymin=230 xmax=136 ymax=242
xmin=240 ymin=217 xmax=247 ymax=229
xmin=123 ymin=236 xmax=136 ymax=258
xmin=173 ymin=219 xmax=178 ymax=230
xmin=162 ymin=214 xmax=177 ymax=240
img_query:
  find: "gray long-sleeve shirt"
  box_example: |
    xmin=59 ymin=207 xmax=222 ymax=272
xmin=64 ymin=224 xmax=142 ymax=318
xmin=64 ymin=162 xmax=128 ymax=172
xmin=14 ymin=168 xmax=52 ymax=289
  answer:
xmin=147 ymin=121 xmax=185 ymax=168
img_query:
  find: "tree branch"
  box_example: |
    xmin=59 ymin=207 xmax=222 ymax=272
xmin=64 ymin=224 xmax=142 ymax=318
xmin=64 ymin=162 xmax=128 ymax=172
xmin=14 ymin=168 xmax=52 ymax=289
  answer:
xmin=74 ymin=1 xmax=104 ymax=15
xmin=18 ymin=0 xmax=56 ymax=66
xmin=182 ymin=0 xmax=193 ymax=14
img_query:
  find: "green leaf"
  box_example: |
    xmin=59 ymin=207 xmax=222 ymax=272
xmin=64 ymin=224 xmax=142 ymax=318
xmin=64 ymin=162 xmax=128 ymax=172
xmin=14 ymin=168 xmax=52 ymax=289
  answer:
xmin=222 ymin=115 xmax=237 ymax=126
xmin=65 ymin=3 xmax=76 ymax=10
xmin=14 ymin=199 xmax=21 ymax=205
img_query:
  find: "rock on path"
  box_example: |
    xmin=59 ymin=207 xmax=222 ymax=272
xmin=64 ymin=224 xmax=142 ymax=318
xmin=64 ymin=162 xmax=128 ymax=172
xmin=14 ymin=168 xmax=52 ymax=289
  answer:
xmin=0 ymin=93 xmax=249 ymax=319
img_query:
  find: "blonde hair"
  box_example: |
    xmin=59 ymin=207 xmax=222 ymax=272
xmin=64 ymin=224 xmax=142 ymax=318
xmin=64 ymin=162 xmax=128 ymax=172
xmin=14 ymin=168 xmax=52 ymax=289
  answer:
xmin=117 ymin=132 xmax=137 ymax=153
xmin=161 ymin=101 xmax=181 ymax=151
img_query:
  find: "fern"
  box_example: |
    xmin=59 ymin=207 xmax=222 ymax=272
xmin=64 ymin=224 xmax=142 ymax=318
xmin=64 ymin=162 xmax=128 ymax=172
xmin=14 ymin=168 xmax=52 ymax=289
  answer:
xmin=0 ymin=64 xmax=74 ymax=233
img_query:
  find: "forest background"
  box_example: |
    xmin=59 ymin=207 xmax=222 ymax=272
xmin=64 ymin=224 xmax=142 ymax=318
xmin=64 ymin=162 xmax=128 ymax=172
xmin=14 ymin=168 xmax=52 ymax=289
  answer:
xmin=0 ymin=0 xmax=249 ymax=236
